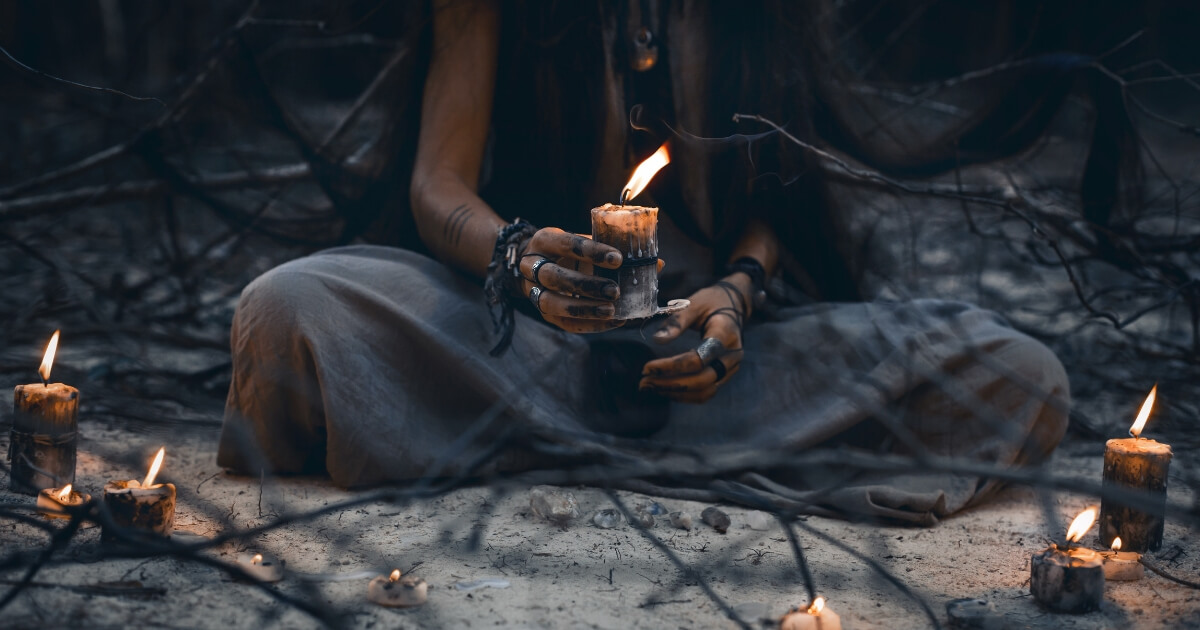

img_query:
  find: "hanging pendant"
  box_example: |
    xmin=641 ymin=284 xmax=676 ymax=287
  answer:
xmin=631 ymin=27 xmax=658 ymax=72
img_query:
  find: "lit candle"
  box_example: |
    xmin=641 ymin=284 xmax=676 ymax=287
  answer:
xmin=36 ymin=483 xmax=90 ymax=519
xmin=102 ymin=447 xmax=176 ymax=542
xmin=367 ymin=569 xmax=428 ymax=608
xmin=590 ymin=143 xmax=670 ymax=320
xmin=1030 ymin=507 xmax=1105 ymax=613
xmin=1099 ymin=385 xmax=1172 ymax=552
xmin=237 ymin=552 xmax=284 ymax=582
xmin=780 ymin=596 xmax=841 ymax=630
xmin=9 ymin=330 xmax=79 ymax=495
xmin=1099 ymin=537 xmax=1144 ymax=582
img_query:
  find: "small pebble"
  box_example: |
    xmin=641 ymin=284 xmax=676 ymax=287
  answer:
xmin=529 ymin=487 xmax=579 ymax=525
xmin=701 ymin=507 xmax=730 ymax=534
xmin=669 ymin=511 xmax=693 ymax=530
xmin=946 ymin=598 xmax=1005 ymax=630
xmin=638 ymin=501 xmax=668 ymax=515
xmin=743 ymin=510 xmax=773 ymax=531
xmin=630 ymin=510 xmax=655 ymax=529
xmin=592 ymin=509 xmax=623 ymax=529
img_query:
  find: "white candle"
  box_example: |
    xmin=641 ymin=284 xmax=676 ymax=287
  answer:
xmin=1100 ymin=537 xmax=1144 ymax=581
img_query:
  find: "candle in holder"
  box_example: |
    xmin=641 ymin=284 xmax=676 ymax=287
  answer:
xmin=1030 ymin=507 xmax=1105 ymax=613
xmin=37 ymin=483 xmax=90 ymax=519
xmin=368 ymin=569 xmax=427 ymax=608
xmin=237 ymin=552 xmax=284 ymax=582
xmin=102 ymin=447 xmax=176 ymax=542
xmin=1099 ymin=537 xmax=1144 ymax=581
xmin=1100 ymin=386 xmax=1171 ymax=552
xmin=780 ymin=596 xmax=841 ymax=630
xmin=9 ymin=330 xmax=79 ymax=495
xmin=590 ymin=143 xmax=670 ymax=320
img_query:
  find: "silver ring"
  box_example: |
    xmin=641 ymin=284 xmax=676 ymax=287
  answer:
xmin=695 ymin=337 xmax=725 ymax=364
xmin=529 ymin=286 xmax=543 ymax=312
xmin=530 ymin=257 xmax=552 ymax=285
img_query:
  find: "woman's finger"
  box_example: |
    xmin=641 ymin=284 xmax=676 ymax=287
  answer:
xmin=639 ymin=356 xmax=740 ymax=391
xmin=520 ymin=256 xmax=618 ymax=300
xmin=530 ymin=228 xmax=622 ymax=269
xmin=552 ymin=316 xmax=625 ymax=334
xmin=535 ymin=290 xmax=616 ymax=320
xmin=652 ymin=307 xmax=702 ymax=343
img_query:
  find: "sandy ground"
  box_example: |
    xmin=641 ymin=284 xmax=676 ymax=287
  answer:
xmin=2 ymin=420 xmax=1198 ymax=630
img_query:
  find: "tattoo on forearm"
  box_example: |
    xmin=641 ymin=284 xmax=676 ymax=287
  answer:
xmin=443 ymin=204 xmax=473 ymax=246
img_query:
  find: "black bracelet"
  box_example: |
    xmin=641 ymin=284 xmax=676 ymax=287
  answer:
xmin=484 ymin=218 xmax=538 ymax=356
xmin=725 ymin=256 xmax=767 ymax=310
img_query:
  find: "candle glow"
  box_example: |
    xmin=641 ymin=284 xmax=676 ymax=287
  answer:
xmin=808 ymin=596 xmax=825 ymax=615
xmin=621 ymin=143 xmax=670 ymax=204
xmin=1065 ymin=506 xmax=1098 ymax=543
xmin=39 ymin=330 xmax=60 ymax=384
xmin=1111 ymin=537 xmax=1122 ymax=552
xmin=1129 ymin=385 xmax=1157 ymax=438
xmin=142 ymin=447 xmax=165 ymax=487
xmin=390 ymin=569 xmax=401 ymax=582
xmin=252 ymin=553 xmax=263 ymax=565
xmin=56 ymin=484 xmax=72 ymax=502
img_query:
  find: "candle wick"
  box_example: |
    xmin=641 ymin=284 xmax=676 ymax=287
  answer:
xmin=620 ymin=189 xmax=631 ymax=206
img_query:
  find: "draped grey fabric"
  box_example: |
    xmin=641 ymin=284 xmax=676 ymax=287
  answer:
xmin=217 ymin=245 xmax=1069 ymax=525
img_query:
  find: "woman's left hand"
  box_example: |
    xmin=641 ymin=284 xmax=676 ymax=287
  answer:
xmin=639 ymin=275 xmax=751 ymax=403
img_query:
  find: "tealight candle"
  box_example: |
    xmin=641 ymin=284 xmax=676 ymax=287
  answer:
xmin=36 ymin=483 xmax=90 ymax=519
xmin=102 ymin=447 xmax=176 ymax=542
xmin=590 ymin=143 xmax=670 ymax=320
xmin=1099 ymin=386 xmax=1172 ymax=552
xmin=368 ymin=569 xmax=427 ymax=608
xmin=9 ymin=331 xmax=79 ymax=495
xmin=780 ymin=596 xmax=841 ymax=630
xmin=1030 ymin=507 xmax=1105 ymax=613
xmin=237 ymin=552 xmax=284 ymax=582
xmin=1099 ymin=537 xmax=1144 ymax=581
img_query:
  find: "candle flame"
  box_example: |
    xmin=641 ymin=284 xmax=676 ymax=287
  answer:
xmin=56 ymin=484 xmax=72 ymax=501
xmin=39 ymin=330 xmax=60 ymax=383
xmin=142 ymin=447 xmax=165 ymax=487
xmin=1129 ymin=384 xmax=1157 ymax=438
xmin=389 ymin=569 xmax=401 ymax=582
xmin=1065 ymin=506 xmax=1098 ymax=543
xmin=807 ymin=596 xmax=825 ymax=615
xmin=252 ymin=553 xmax=263 ymax=565
xmin=1111 ymin=537 xmax=1122 ymax=552
xmin=621 ymin=143 xmax=670 ymax=204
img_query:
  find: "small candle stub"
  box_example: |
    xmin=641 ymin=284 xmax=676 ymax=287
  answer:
xmin=36 ymin=484 xmax=90 ymax=519
xmin=780 ymin=597 xmax=842 ymax=630
xmin=368 ymin=570 xmax=428 ymax=608
xmin=1100 ymin=538 xmax=1144 ymax=581
xmin=101 ymin=478 xmax=176 ymax=542
xmin=1031 ymin=507 xmax=1105 ymax=613
xmin=237 ymin=552 xmax=284 ymax=583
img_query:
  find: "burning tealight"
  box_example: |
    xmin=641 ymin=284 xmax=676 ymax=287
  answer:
xmin=36 ymin=483 xmax=90 ymax=519
xmin=780 ymin=596 xmax=841 ymax=630
xmin=237 ymin=552 xmax=284 ymax=582
xmin=1100 ymin=537 xmax=1144 ymax=582
xmin=367 ymin=569 xmax=428 ymax=608
xmin=1099 ymin=385 xmax=1172 ymax=552
xmin=9 ymin=330 xmax=79 ymax=495
xmin=590 ymin=142 xmax=670 ymax=320
xmin=102 ymin=447 xmax=176 ymax=542
xmin=1030 ymin=507 xmax=1105 ymax=613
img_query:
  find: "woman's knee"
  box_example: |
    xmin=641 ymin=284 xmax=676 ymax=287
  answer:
xmin=985 ymin=331 xmax=1071 ymax=464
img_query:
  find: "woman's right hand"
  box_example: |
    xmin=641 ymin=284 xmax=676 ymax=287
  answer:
xmin=517 ymin=228 xmax=624 ymax=333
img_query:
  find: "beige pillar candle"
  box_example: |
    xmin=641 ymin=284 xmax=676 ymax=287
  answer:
xmin=102 ymin=447 xmax=175 ymax=541
xmin=1100 ymin=386 xmax=1171 ymax=552
xmin=36 ymin=484 xmax=90 ymax=519
xmin=9 ymin=331 xmax=79 ymax=495
xmin=780 ymin=597 xmax=841 ymax=630
xmin=368 ymin=569 xmax=427 ymax=607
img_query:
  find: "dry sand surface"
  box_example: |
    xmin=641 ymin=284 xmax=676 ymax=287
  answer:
xmin=2 ymin=421 xmax=1199 ymax=630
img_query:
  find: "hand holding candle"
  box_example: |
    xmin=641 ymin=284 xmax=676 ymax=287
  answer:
xmin=1099 ymin=385 xmax=1172 ymax=552
xmin=102 ymin=447 xmax=176 ymax=542
xmin=9 ymin=330 xmax=79 ymax=495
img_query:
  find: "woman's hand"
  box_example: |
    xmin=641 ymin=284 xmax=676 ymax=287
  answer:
xmin=517 ymin=228 xmax=625 ymax=333
xmin=639 ymin=275 xmax=751 ymax=403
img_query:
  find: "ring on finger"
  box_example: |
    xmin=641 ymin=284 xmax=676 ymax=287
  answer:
xmin=709 ymin=359 xmax=727 ymax=382
xmin=529 ymin=286 xmax=543 ymax=312
xmin=695 ymin=337 xmax=725 ymax=364
xmin=530 ymin=257 xmax=552 ymax=285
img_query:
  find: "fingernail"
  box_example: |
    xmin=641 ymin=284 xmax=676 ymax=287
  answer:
xmin=606 ymin=252 xmax=621 ymax=265
xmin=654 ymin=329 xmax=670 ymax=338
xmin=600 ymin=306 xmax=616 ymax=317
xmin=605 ymin=284 xmax=620 ymax=299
